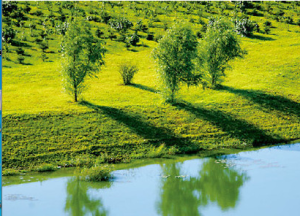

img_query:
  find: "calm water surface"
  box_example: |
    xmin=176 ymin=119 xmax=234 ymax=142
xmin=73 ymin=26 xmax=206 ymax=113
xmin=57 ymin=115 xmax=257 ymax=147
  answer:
xmin=3 ymin=143 xmax=300 ymax=216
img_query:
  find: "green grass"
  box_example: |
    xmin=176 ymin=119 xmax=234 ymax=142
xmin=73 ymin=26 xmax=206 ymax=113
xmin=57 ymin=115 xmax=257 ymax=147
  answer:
xmin=2 ymin=1 xmax=300 ymax=172
xmin=78 ymin=165 xmax=113 ymax=182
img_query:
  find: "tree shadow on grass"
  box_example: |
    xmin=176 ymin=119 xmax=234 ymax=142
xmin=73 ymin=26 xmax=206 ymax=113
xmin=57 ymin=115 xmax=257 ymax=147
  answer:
xmin=221 ymin=86 xmax=300 ymax=118
xmin=79 ymin=101 xmax=189 ymax=148
xmin=172 ymin=101 xmax=283 ymax=147
xmin=249 ymin=34 xmax=275 ymax=41
xmin=130 ymin=83 xmax=158 ymax=93
xmin=11 ymin=40 xmax=32 ymax=48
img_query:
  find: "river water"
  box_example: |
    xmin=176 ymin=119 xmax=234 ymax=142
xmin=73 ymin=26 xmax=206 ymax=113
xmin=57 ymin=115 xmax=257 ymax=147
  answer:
xmin=3 ymin=143 xmax=300 ymax=216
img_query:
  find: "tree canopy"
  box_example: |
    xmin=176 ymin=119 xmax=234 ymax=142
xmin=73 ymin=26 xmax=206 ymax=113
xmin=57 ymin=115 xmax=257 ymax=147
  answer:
xmin=152 ymin=22 xmax=198 ymax=102
xmin=196 ymin=17 xmax=244 ymax=89
xmin=61 ymin=19 xmax=106 ymax=102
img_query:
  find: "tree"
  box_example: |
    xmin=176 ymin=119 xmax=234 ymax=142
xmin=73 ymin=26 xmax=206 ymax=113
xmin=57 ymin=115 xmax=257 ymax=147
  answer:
xmin=152 ymin=22 xmax=198 ymax=102
xmin=109 ymin=17 xmax=133 ymax=34
xmin=195 ymin=17 xmax=244 ymax=89
xmin=61 ymin=19 xmax=106 ymax=102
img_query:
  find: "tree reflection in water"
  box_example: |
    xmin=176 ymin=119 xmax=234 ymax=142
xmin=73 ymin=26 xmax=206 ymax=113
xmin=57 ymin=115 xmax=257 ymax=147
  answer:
xmin=64 ymin=177 xmax=111 ymax=216
xmin=157 ymin=158 xmax=249 ymax=216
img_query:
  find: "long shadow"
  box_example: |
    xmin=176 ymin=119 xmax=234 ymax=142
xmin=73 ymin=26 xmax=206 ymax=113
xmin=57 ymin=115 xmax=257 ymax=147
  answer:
xmin=11 ymin=40 xmax=32 ymax=48
xmin=173 ymin=101 xmax=283 ymax=147
xmin=80 ymin=101 xmax=189 ymax=147
xmin=249 ymin=34 xmax=275 ymax=41
xmin=222 ymin=86 xmax=300 ymax=118
xmin=21 ymin=62 xmax=33 ymax=66
xmin=130 ymin=83 xmax=158 ymax=93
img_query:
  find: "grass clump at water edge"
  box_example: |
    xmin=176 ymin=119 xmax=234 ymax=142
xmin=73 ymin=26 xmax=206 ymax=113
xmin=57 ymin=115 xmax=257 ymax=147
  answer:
xmin=36 ymin=164 xmax=57 ymax=172
xmin=77 ymin=165 xmax=113 ymax=182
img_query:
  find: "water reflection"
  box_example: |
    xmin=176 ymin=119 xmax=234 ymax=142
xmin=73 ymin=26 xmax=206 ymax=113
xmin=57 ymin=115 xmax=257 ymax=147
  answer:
xmin=157 ymin=158 xmax=249 ymax=216
xmin=65 ymin=177 xmax=111 ymax=216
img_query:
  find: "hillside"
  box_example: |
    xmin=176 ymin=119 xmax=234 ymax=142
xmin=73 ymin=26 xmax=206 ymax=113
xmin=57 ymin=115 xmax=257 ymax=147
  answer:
xmin=2 ymin=1 xmax=300 ymax=172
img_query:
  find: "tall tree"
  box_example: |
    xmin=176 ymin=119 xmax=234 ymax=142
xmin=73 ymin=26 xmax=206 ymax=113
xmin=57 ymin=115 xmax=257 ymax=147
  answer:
xmin=152 ymin=22 xmax=198 ymax=102
xmin=61 ymin=19 xmax=106 ymax=102
xmin=195 ymin=17 xmax=244 ymax=89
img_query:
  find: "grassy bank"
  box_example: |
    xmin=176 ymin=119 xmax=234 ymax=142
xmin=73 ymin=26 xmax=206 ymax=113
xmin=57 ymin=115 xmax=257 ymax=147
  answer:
xmin=2 ymin=1 xmax=300 ymax=173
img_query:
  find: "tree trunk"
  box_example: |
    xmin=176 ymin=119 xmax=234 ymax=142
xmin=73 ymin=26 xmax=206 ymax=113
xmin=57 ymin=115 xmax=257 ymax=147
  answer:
xmin=74 ymin=87 xmax=78 ymax=102
xmin=211 ymin=75 xmax=216 ymax=88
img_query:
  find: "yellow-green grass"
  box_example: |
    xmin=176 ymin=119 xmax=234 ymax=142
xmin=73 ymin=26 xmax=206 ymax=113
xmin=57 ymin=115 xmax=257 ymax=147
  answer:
xmin=2 ymin=1 xmax=300 ymax=171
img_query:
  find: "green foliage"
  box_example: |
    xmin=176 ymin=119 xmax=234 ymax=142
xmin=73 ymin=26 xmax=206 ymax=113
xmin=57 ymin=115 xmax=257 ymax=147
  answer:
xmin=109 ymin=17 xmax=133 ymax=33
xmin=119 ymin=63 xmax=139 ymax=85
xmin=127 ymin=32 xmax=139 ymax=46
xmin=263 ymin=21 xmax=272 ymax=34
xmin=16 ymin=47 xmax=25 ymax=56
xmin=36 ymin=163 xmax=57 ymax=172
xmin=71 ymin=155 xmax=94 ymax=168
xmin=147 ymin=144 xmax=167 ymax=158
xmin=39 ymin=41 xmax=49 ymax=53
xmin=233 ymin=17 xmax=255 ymax=37
xmin=17 ymin=56 xmax=25 ymax=64
xmin=79 ymin=165 xmax=112 ymax=181
xmin=2 ymin=25 xmax=16 ymax=43
xmin=264 ymin=26 xmax=271 ymax=34
xmin=3 ymin=1 xmax=18 ymax=16
xmin=196 ymin=17 xmax=244 ymax=88
xmin=61 ymin=19 xmax=106 ymax=102
xmin=2 ymin=1 xmax=300 ymax=172
xmin=2 ymin=169 xmax=22 ymax=176
xmin=152 ymin=22 xmax=198 ymax=102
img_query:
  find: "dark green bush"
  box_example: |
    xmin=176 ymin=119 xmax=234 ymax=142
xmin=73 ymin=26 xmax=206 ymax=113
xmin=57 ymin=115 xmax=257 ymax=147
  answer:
xmin=127 ymin=32 xmax=139 ymax=46
xmin=146 ymin=32 xmax=154 ymax=40
xmin=36 ymin=163 xmax=57 ymax=172
xmin=17 ymin=56 xmax=25 ymax=64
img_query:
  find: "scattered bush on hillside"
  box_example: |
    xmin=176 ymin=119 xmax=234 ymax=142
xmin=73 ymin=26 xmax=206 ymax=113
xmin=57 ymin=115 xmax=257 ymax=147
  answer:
xmin=127 ymin=32 xmax=139 ymax=46
xmin=17 ymin=56 xmax=25 ymax=64
xmin=109 ymin=17 xmax=133 ymax=33
xmin=233 ymin=17 xmax=255 ymax=37
xmin=119 ymin=63 xmax=139 ymax=85
xmin=2 ymin=1 xmax=18 ymax=16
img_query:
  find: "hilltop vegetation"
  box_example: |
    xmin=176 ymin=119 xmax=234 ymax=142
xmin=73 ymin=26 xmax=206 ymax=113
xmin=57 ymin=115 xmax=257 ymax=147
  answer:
xmin=2 ymin=1 xmax=300 ymax=172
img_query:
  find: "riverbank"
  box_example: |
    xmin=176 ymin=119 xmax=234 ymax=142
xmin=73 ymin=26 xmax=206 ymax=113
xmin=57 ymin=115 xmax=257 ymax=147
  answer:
xmin=3 ymin=100 xmax=300 ymax=175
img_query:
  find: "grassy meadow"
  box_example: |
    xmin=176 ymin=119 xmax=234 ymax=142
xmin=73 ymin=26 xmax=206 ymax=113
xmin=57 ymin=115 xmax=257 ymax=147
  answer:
xmin=2 ymin=1 xmax=300 ymax=173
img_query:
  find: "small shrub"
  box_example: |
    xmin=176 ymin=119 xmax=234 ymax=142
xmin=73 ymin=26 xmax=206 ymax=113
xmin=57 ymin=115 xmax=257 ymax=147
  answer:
xmin=147 ymin=144 xmax=167 ymax=158
xmin=80 ymin=165 xmax=112 ymax=181
xmin=146 ymin=32 xmax=154 ymax=40
xmin=154 ymin=32 xmax=164 ymax=42
xmin=296 ymin=19 xmax=300 ymax=27
xmin=264 ymin=26 xmax=271 ymax=34
xmin=2 ymin=169 xmax=21 ymax=176
xmin=17 ymin=56 xmax=25 ymax=64
xmin=117 ymin=34 xmax=127 ymax=42
xmin=16 ymin=47 xmax=25 ymax=55
xmin=168 ymin=146 xmax=179 ymax=155
xmin=233 ymin=17 xmax=255 ymax=37
xmin=36 ymin=164 xmax=57 ymax=172
xmin=96 ymin=28 xmax=104 ymax=38
xmin=196 ymin=31 xmax=203 ymax=38
xmin=119 ymin=63 xmax=139 ymax=85
xmin=264 ymin=20 xmax=272 ymax=27
xmin=71 ymin=154 xmax=94 ymax=167
xmin=127 ymin=32 xmax=139 ymax=46
xmin=41 ymin=53 xmax=48 ymax=62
